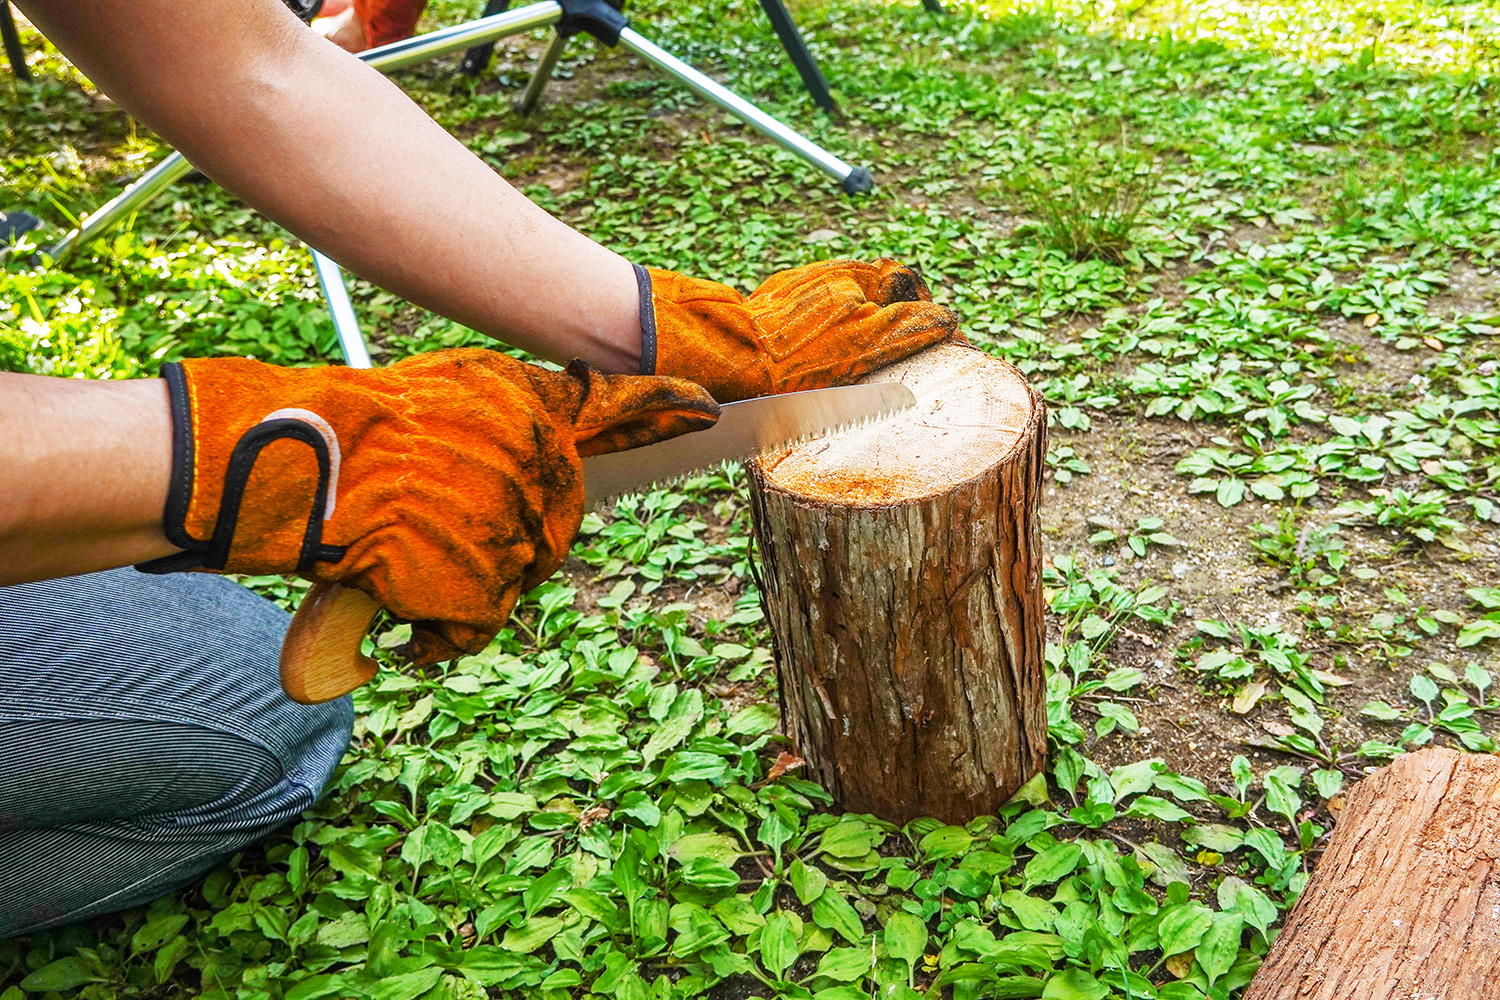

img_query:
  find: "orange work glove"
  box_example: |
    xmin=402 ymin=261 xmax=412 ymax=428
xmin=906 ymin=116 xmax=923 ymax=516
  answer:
xmin=138 ymin=350 xmax=719 ymax=663
xmin=635 ymin=258 xmax=963 ymax=402
xmin=351 ymin=0 xmax=424 ymax=48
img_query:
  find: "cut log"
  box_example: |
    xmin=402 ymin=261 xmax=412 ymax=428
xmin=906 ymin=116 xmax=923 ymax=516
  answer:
xmin=748 ymin=342 xmax=1047 ymax=824
xmin=1244 ymin=747 xmax=1500 ymax=1000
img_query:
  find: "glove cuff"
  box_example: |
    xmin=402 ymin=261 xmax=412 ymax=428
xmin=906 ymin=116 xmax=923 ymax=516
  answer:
xmin=136 ymin=361 xmax=348 ymax=575
xmin=633 ymin=262 xmax=657 ymax=376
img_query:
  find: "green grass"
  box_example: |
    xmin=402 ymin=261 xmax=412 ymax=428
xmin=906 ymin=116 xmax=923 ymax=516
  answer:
xmin=3 ymin=0 xmax=1500 ymax=997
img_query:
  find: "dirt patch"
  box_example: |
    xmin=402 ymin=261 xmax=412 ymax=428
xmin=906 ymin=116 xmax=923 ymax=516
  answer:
xmin=1041 ymin=411 xmax=1499 ymax=787
xmin=1427 ymin=258 xmax=1500 ymax=318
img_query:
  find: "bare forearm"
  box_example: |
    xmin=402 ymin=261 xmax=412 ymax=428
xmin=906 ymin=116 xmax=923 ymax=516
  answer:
xmin=17 ymin=0 xmax=643 ymax=372
xmin=0 ymin=374 xmax=176 ymax=584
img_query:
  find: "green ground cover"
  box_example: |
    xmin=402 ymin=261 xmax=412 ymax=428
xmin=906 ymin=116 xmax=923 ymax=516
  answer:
xmin=2 ymin=0 xmax=1498 ymax=997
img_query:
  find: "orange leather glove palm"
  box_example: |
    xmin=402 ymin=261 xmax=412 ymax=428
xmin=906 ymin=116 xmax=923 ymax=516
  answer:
xmin=140 ymin=350 xmax=719 ymax=663
xmin=636 ymin=258 xmax=962 ymax=402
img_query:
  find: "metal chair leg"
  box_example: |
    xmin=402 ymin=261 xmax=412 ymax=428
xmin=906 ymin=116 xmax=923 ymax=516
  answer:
xmin=516 ymin=32 xmax=568 ymax=115
xmin=459 ymin=0 xmax=512 ymax=75
xmin=50 ymin=152 xmax=195 ymax=261
xmin=311 ymin=250 xmax=373 ymax=368
xmin=754 ymin=0 xmax=834 ymax=113
xmin=52 ymin=0 xmax=870 ymax=266
xmin=618 ymin=27 xmax=870 ymax=192
xmin=3 ymin=0 xmax=31 ymax=82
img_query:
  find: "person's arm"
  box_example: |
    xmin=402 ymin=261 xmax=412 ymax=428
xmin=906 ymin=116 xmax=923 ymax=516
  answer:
xmin=0 ymin=374 xmax=178 ymax=584
xmin=16 ymin=0 xmax=645 ymax=373
xmin=4 ymin=0 xmax=960 ymax=594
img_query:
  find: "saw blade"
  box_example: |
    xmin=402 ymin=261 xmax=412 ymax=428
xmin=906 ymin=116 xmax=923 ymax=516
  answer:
xmin=582 ymin=382 xmax=916 ymax=508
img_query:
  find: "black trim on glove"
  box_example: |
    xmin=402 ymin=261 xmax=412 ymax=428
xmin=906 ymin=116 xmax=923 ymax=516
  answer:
xmin=136 ymin=362 xmax=347 ymax=575
xmin=633 ymin=263 xmax=657 ymax=376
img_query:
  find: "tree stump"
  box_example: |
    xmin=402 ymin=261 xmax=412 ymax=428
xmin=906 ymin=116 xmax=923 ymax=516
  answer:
xmin=748 ymin=342 xmax=1047 ymax=824
xmin=1244 ymin=747 xmax=1500 ymax=999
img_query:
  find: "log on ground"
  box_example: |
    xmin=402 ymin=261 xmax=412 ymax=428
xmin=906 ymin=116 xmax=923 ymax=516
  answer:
xmin=1244 ymin=746 xmax=1500 ymax=1000
xmin=749 ymin=342 xmax=1047 ymax=824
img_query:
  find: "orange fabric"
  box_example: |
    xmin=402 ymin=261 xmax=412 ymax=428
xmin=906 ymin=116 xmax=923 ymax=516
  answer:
xmin=349 ymin=0 xmax=425 ymax=48
xmin=177 ymin=350 xmax=718 ymax=663
xmin=647 ymin=258 xmax=964 ymax=402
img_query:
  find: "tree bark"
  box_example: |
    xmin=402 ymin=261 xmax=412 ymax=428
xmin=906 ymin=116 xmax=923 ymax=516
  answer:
xmin=1244 ymin=747 xmax=1500 ymax=1000
xmin=748 ymin=342 xmax=1047 ymax=824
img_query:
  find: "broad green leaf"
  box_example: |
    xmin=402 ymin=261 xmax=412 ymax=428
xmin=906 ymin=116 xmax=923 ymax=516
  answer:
xmin=1217 ymin=876 xmax=1277 ymax=936
xmin=759 ymin=812 xmax=794 ymax=858
xmin=1263 ymin=766 xmax=1304 ymax=823
xmin=132 ymin=913 xmax=189 ymax=955
xmin=712 ymin=896 xmax=765 ymax=934
xmin=20 ymin=958 xmax=93 ymax=992
xmin=617 ymin=790 xmax=661 ymax=827
xmin=365 ymin=967 xmax=445 ymax=1000
xmin=487 ymin=791 xmax=537 ymax=820
xmin=813 ymin=946 xmax=874 ymax=982
xmin=284 ymin=974 xmax=348 ymax=1000
xmin=1184 ymin=824 xmax=1244 ymax=852
xmin=1458 ymin=618 xmax=1500 ymax=647
xmin=1108 ymin=758 xmax=1161 ymax=801
xmin=523 ymin=865 xmax=572 ymax=916
xmin=1158 ymin=902 xmax=1214 ymax=956
xmin=678 ymin=856 xmax=741 ymax=890
xmin=819 ymin=821 xmax=878 ymax=859
xmin=563 ymin=887 xmax=620 ymax=926
xmin=1134 ymin=842 xmax=1189 ymax=888
xmin=1409 ymin=673 xmax=1440 ymax=705
xmin=1125 ymin=795 xmax=1193 ymax=823
xmin=761 ymin=912 xmax=799 ymax=977
xmin=918 ymin=825 xmax=973 ymax=860
xmin=315 ymin=912 xmax=369 ymax=948
xmin=153 ymin=936 xmax=190 ymax=986
xmin=1243 ymin=827 xmax=1291 ymax=868
xmin=1041 ymin=967 xmax=1108 ymax=1000
xmin=501 ymin=915 xmax=564 ymax=954
xmin=724 ymin=702 xmax=779 ymax=738
xmin=456 ymin=946 xmax=534 ymax=987
xmin=1231 ymin=756 xmax=1254 ymax=797
xmin=641 ymin=689 xmax=703 ymax=765
xmin=790 ymin=857 xmax=828 ymax=905
xmin=660 ymin=751 xmax=728 ymax=783
xmin=614 ymin=833 xmax=647 ymax=906
xmin=1217 ymin=477 xmax=1247 ymax=507
xmin=505 ymin=834 xmax=555 ymax=874
xmin=1197 ymin=912 xmax=1244 ymax=986
xmin=811 ymin=889 xmax=865 ymax=944
xmin=1465 ymin=664 xmax=1492 ymax=697
xmin=1311 ymin=769 xmax=1344 ymax=800
xmin=1024 ymin=842 xmax=1084 ymax=889
xmin=1001 ymin=890 xmax=1060 ymax=932
xmin=883 ymin=910 xmax=927 ymax=966
xmin=1154 ymin=771 xmax=1210 ymax=802
xmin=670 ymin=905 xmax=730 ymax=957
xmin=669 ymin=832 xmax=740 ymax=865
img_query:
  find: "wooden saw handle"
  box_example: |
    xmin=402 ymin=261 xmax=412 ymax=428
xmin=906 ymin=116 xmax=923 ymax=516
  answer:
xmin=279 ymin=582 xmax=381 ymax=704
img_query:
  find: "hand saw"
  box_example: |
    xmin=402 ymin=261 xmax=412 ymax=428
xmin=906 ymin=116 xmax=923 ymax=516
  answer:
xmin=277 ymin=382 xmax=916 ymax=704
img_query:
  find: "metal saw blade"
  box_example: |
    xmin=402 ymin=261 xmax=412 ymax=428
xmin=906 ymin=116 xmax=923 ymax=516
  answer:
xmin=582 ymin=381 xmax=916 ymax=508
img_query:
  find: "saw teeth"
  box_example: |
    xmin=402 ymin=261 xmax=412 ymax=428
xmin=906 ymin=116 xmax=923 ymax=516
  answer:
xmin=588 ymin=399 xmax=910 ymax=511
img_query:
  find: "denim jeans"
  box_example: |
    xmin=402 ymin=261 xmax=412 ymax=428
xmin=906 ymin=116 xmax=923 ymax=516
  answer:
xmin=0 ymin=568 xmax=353 ymax=937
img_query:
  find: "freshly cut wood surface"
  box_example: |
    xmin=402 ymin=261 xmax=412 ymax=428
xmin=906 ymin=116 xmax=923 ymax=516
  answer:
xmin=750 ymin=342 xmax=1046 ymax=823
xmin=1244 ymin=747 xmax=1500 ymax=1000
xmin=758 ymin=342 xmax=1034 ymax=504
